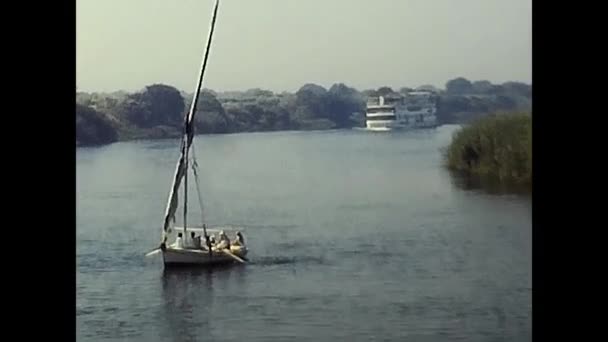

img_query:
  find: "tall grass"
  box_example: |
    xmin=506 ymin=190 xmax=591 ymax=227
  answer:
xmin=444 ymin=111 xmax=531 ymax=186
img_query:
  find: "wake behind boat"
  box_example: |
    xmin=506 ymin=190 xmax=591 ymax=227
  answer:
xmin=145 ymin=0 xmax=249 ymax=267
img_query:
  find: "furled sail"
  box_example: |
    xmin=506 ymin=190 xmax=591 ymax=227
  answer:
xmin=161 ymin=0 xmax=221 ymax=237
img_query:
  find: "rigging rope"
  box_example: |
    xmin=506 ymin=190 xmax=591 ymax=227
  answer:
xmin=191 ymin=143 xmax=206 ymax=228
xmin=191 ymin=143 xmax=212 ymax=253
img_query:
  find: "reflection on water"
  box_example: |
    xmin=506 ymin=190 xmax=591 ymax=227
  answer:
xmin=160 ymin=268 xmax=214 ymax=342
xmin=159 ymin=266 xmax=248 ymax=342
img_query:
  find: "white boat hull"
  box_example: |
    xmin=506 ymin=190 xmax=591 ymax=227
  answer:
xmin=362 ymin=123 xmax=439 ymax=132
xmin=365 ymin=126 xmax=393 ymax=132
xmin=162 ymin=246 xmax=248 ymax=267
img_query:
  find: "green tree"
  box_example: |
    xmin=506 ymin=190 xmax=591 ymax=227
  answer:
xmin=399 ymin=87 xmax=414 ymax=94
xmin=376 ymin=86 xmax=395 ymax=97
xmin=138 ymin=84 xmax=185 ymax=125
xmin=416 ymin=85 xmax=440 ymax=93
xmin=118 ymin=84 xmax=185 ymax=128
xmin=446 ymin=77 xmax=473 ymax=95
xmin=501 ymin=82 xmax=532 ymax=98
xmin=294 ymin=83 xmax=329 ymax=120
xmin=326 ymin=83 xmax=365 ymax=127
xmin=244 ymin=88 xmax=274 ymax=98
xmin=361 ymin=89 xmax=378 ymax=97
xmin=76 ymin=104 xmax=118 ymax=146
xmin=472 ymin=80 xmax=494 ymax=94
xmin=191 ymin=90 xmax=231 ymax=133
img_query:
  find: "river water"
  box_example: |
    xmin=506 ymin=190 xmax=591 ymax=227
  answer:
xmin=76 ymin=125 xmax=531 ymax=341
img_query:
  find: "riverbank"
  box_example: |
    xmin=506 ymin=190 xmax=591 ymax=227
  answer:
xmin=76 ymin=79 xmax=531 ymax=147
xmin=443 ymin=111 xmax=531 ymax=188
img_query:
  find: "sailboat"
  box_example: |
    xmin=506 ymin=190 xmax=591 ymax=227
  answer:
xmin=146 ymin=0 xmax=248 ymax=267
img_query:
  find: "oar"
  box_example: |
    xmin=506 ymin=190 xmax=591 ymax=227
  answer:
xmin=219 ymin=248 xmax=246 ymax=263
xmin=145 ymin=248 xmax=162 ymax=257
xmin=145 ymin=242 xmax=166 ymax=257
xmin=189 ymin=247 xmax=246 ymax=263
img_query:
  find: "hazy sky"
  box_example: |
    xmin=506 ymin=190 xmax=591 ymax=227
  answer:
xmin=77 ymin=0 xmax=531 ymax=93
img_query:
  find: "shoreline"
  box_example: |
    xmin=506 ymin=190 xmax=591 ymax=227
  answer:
xmin=77 ymin=125 xmax=359 ymax=148
xmin=77 ymin=80 xmax=531 ymax=148
xmin=76 ymin=124 xmax=462 ymax=148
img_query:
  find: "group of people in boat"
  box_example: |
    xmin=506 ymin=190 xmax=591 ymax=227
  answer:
xmin=168 ymin=230 xmax=245 ymax=251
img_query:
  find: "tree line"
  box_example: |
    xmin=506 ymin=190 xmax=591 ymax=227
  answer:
xmin=76 ymin=77 xmax=531 ymax=146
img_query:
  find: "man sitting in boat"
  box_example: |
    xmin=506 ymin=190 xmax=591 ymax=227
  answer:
xmin=171 ymin=233 xmax=184 ymax=249
xmin=232 ymin=231 xmax=245 ymax=246
xmin=203 ymin=234 xmax=212 ymax=251
xmin=189 ymin=231 xmax=202 ymax=249
xmin=215 ymin=230 xmax=231 ymax=250
xmin=229 ymin=231 xmax=246 ymax=254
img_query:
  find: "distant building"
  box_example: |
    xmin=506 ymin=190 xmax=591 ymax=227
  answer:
xmin=365 ymin=90 xmax=438 ymax=131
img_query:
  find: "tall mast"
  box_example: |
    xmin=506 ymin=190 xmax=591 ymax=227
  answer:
xmin=183 ymin=140 xmax=189 ymax=237
xmin=160 ymin=0 xmax=221 ymax=243
xmin=186 ymin=0 xmax=220 ymax=135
